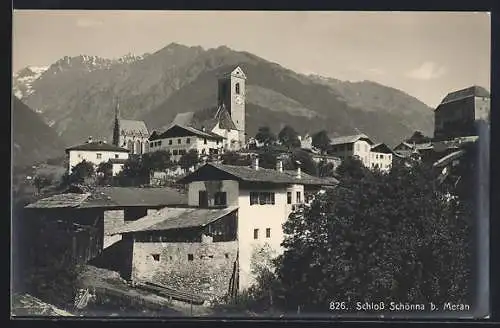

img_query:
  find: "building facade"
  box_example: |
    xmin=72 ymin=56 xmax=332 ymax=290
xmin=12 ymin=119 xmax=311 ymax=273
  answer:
xmin=328 ymin=134 xmax=374 ymax=168
xmin=369 ymin=143 xmax=394 ymax=172
xmin=65 ymin=137 xmax=130 ymax=175
xmin=148 ymin=124 xmax=225 ymax=162
xmin=112 ymin=104 xmax=150 ymax=155
xmin=434 ymin=85 xmax=490 ymax=141
xmin=111 ymin=159 xmax=336 ymax=298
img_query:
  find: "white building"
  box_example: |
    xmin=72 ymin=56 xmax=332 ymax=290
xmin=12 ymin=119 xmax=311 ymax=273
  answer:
xmin=176 ymin=158 xmax=337 ymax=290
xmin=65 ymin=137 xmax=130 ymax=175
xmin=369 ymin=143 xmax=394 ymax=172
xmin=148 ymin=124 xmax=225 ymax=162
xmin=329 ymin=134 xmax=374 ymax=167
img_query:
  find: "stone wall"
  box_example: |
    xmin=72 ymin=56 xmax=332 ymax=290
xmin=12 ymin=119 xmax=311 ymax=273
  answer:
xmin=131 ymin=240 xmax=238 ymax=299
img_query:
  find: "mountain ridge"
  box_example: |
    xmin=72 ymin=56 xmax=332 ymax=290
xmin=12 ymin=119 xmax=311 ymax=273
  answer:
xmin=14 ymin=43 xmax=435 ymax=147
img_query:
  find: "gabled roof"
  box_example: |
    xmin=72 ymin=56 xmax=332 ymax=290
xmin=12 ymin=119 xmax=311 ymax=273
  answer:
xmin=439 ymin=85 xmax=490 ymax=105
xmin=177 ymin=163 xmax=338 ymax=186
xmin=219 ymin=66 xmax=247 ymax=80
xmin=25 ymin=187 xmax=187 ymax=209
xmin=394 ymin=141 xmax=433 ymax=151
xmin=66 ymin=141 xmax=129 ymax=153
xmin=371 ymin=143 xmax=394 ymax=154
xmin=330 ymin=134 xmax=373 ymax=146
xmin=120 ymin=119 xmax=149 ymax=136
xmin=213 ymin=104 xmax=237 ymax=130
xmin=110 ymin=206 xmax=238 ymax=234
xmin=155 ymin=124 xmax=225 ymax=140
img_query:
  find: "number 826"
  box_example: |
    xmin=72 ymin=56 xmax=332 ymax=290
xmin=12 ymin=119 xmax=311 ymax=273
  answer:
xmin=330 ymin=301 xmax=347 ymax=310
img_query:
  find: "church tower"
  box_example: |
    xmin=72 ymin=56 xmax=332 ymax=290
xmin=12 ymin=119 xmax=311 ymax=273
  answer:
xmin=112 ymin=101 xmax=120 ymax=147
xmin=217 ymin=66 xmax=247 ymax=145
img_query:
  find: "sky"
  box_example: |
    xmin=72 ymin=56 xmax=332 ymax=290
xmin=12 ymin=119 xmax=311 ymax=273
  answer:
xmin=12 ymin=10 xmax=491 ymax=107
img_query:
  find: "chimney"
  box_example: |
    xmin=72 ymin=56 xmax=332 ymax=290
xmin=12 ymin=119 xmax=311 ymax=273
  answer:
xmin=276 ymin=160 xmax=283 ymax=172
xmin=87 ymin=136 xmax=93 ymax=143
xmin=295 ymin=160 xmax=302 ymax=179
xmin=252 ymin=156 xmax=259 ymax=170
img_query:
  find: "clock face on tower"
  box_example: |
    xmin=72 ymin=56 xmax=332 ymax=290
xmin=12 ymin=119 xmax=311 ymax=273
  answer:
xmin=235 ymin=95 xmax=243 ymax=105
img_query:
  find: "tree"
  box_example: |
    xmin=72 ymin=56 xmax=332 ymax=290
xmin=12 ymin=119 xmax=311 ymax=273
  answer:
xmin=335 ymin=156 xmax=370 ymax=180
xmin=311 ymin=130 xmax=331 ymax=154
xmin=96 ymin=161 xmax=113 ymax=186
xmin=69 ymin=160 xmax=95 ymax=184
xmin=284 ymin=149 xmax=317 ymax=176
xmin=406 ymin=131 xmax=432 ymax=144
xmin=117 ymin=155 xmax=149 ymax=186
xmin=179 ymin=149 xmax=199 ymax=172
xmin=255 ymin=126 xmax=276 ymax=147
xmin=317 ymin=159 xmax=335 ymax=178
xmin=221 ymin=151 xmax=251 ymax=166
xmin=278 ymin=125 xmax=301 ymax=150
xmin=142 ymin=150 xmax=173 ymax=172
xmin=275 ymin=161 xmax=472 ymax=312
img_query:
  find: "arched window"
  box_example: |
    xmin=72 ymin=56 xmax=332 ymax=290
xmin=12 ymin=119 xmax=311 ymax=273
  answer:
xmin=135 ymin=140 xmax=142 ymax=154
xmin=127 ymin=140 xmax=134 ymax=153
xmin=235 ymin=83 xmax=240 ymax=95
xmin=143 ymin=141 xmax=149 ymax=153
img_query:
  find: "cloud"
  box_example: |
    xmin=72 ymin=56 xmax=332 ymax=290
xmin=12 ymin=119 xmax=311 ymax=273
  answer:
xmin=406 ymin=61 xmax=446 ymax=80
xmin=76 ymin=18 xmax=104 ymax=28
xmin=367 ymin=67 xmax=386 ymax=75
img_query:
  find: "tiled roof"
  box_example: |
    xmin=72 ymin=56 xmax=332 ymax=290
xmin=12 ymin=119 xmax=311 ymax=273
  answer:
xmin=440 ymin=85 xmax=490 ymax=105
xmin=25 ymin=187 xmax=187 ymax=209
xmin=330 ymin=134 xmax=373 ymax=146
xmin=177 ymin=163 xmax=338 ymax=186
xmin=66 ymin=141 xmax=129 ymax=153
xmin=110 ymin=206 xmax=239 ymax=234
xmin=120 ymin=119 xmax=149 ymax=136
xmin=25 ymin=193 xmax=91 ymax=209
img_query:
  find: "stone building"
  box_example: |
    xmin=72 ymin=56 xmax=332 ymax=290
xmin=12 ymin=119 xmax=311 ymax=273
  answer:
xmin=434 ymin=85 xmax=490 ymax=141
xmin=112 ymin=103 xmax=150 ymax=155
xmin=110 ymin=159 xmax=337 ymax=299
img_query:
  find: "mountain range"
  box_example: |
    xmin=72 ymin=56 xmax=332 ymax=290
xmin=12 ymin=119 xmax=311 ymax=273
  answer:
xmin=12 ymin=97 xmax=67 ymax=168
xmin=13 ymin=43 xmax=434 ymax=151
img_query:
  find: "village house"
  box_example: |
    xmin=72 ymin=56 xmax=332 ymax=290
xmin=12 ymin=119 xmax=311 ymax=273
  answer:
xmin=369 ymin=143 xmax=394 ymax=172
xmin=328 ymin=134 xmax=374 ymax=168
xmin=65 ymin=137 xmax=130 ymax=175
xmin=110 ymin=158 xmax=337 ymax=300
xmin=148 ymin=124 xmax=225 ymax=162
xmin=112 ymin=103 xmax=150 ymax=155
xmin=24 ymin=186 xmax=187 ymax=266
xmin=434 ymin=85 xmax=490 ymax=141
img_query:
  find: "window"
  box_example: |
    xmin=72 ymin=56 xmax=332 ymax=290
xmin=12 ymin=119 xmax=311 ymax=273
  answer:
xmin=250 ymin=192 xmax=275 ymax=205
xmin=151 ymin=254 xmax=160 ymax=262
xmin=158 ymin=141 xmax=162 ymax=146
xmin=254 ymin=229 xmax=259 ymax=240
xmin=172 ymin=149 xmax=178 ymax=155
xmin=216 ymin=140 xmax=220 ymax=145
xmin=186 ymin=138 xmax=191 ymax=144
xmin=179 ymin=149 xmax=186 ymax=155
xmin=214 ymin=192 xmax=227 ymax=206
xmin=380 ymin=154 xmax=384 ymax=160
xmin=115 ymin=154 xmax=119 ymax=159
xmin=287 ymin=192 xmax=292 ymax=204
xmin=204 ymin=138 xmax=207 ymax=145
xmin=78 ymin=154 xmax=81 ymax=158
xmin=296 ymin=191 xmax=302 ymax=203
xmin=199 ymin=191 xmax=209 ymax=208
xmin=347 ymin=144 xmax=353 ymax=151
xmin=266 ymin=228 xmax=271 ymax=238
xmin=150 ymin=142 xmax=154 ymax=148
xmin=169 ymin=140 xmax=173 ymax=145
xmin=188 ymin=254 xmax=194 ymax=261
xmin=177 ymin=139 xmax=181 ymax=144
xmin=225 ymin=253 xmax=229 ymax=259
xmin=235 ymin=82 xmax=240 ymax=95
xmin=96 ymin=153 xmax=102 ymax=159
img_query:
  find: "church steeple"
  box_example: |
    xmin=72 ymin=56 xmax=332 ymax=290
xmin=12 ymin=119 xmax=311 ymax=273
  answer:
xmin=112 ymin=99 xmax=120 ymax=147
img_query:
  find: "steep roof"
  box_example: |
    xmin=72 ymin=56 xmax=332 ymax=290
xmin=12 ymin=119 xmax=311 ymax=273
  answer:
xmin=110 ymin=206 xmax=238 ymax=234
xmin=25 ymin=187 xmax=187 ymax=209
xmin=177 ymin=162 xmax=338 ymax=186
xmin=330 ymin=134 xmax=373 ymax=146
xmin=371 ymin=143 xmax=394 ymax=154
xmin=213 ymin=104 xmax=237 ymax=130
xmin=65 ymin=141 xmax=129 ymax=153
xmin=120 ymin=119 xmax=149 ymax=136
xmin=439 ymin=85 xmax=490 ymax=105
xmin=156 ymin=124 xmax=225 ymax=140
xmin=219 ymin=65 xmax=247 ymax=79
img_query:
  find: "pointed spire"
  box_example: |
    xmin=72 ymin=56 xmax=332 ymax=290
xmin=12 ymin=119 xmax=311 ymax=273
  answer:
xmin=114 ymin=97 xmax=120 ymax=120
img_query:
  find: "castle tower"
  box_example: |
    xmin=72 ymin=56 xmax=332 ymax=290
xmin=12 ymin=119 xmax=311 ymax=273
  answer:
xmin=217 ymin=66 xmax=247 ymax=145
xmin=112 ymin=100 xmax=120 ymax=147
